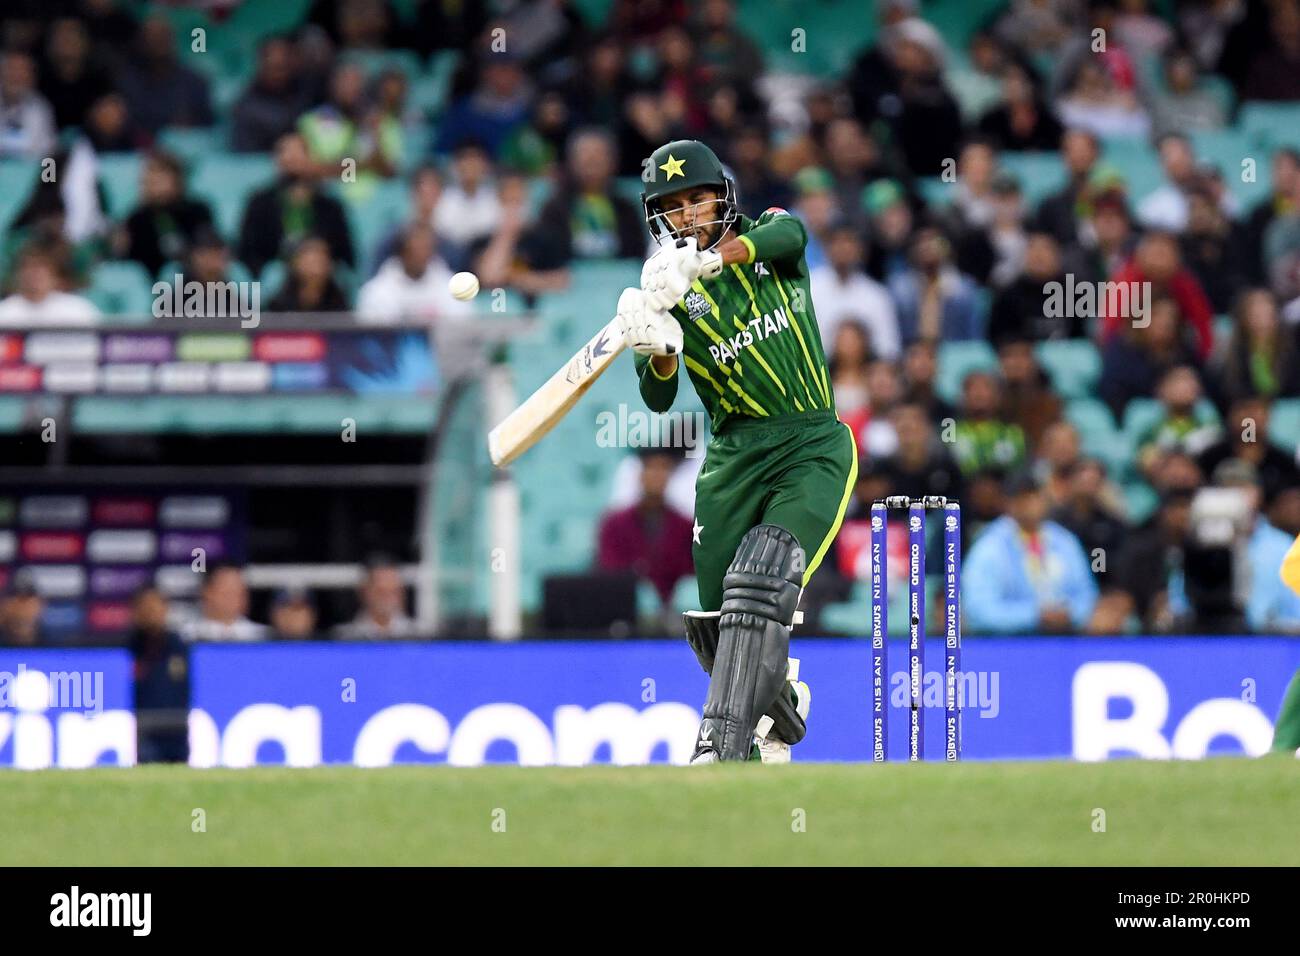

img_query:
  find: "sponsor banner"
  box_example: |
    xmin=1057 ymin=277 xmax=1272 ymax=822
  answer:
xmin=0 ymin=649 xmax=134 ymax=768
xmin=20 ymin=496 xmax=87 ymax=528
xmin=1 ymin=330 xmax=437 ymax=395
xmin=187 ymin=638 xmax=1300 ymax=767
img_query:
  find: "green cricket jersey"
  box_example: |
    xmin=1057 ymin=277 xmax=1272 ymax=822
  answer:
xmin=633 ymin=208 xmax=833 ymax=431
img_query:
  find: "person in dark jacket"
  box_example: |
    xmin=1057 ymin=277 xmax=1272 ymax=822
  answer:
xmin=237 ymin=131 xmax=355 ymax=276
xmin=115 ymin=149 xmax=213 ymax=278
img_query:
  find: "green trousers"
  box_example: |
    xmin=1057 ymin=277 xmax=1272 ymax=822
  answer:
xmin=1272 ymin=669 xmax=1300 ymax=753
xmin=691 ymin=411 xmax=857 ymax=612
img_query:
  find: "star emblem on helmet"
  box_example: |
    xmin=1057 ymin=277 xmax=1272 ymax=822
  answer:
xmin=659 ymin=154 xmax=686 ymax=180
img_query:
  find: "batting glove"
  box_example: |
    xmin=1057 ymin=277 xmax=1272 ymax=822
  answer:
xmin=641 ymin=238 xmax=724 ymax=312
xmin=616 ymin=287 xmax=682 ymax=356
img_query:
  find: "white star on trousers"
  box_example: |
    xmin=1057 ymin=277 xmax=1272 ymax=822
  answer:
xmin=692 ymin=519 xmax=703 ymax=544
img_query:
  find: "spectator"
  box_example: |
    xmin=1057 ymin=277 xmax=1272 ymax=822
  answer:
xmin=182 ymin=563 xmax=269 ymax=642
xmin=791 ymin=167 xmax=838 ymax=273
xmin=694 ymin=0 xmax=765 ymax=91
xmin=822 ymin=117 xmax=892 ymax=232
xmin=1179 ymin=185 xmax=1249 ymax=314
xmin=1198 ymin=396 xmax=1300 ymax=503
xmin=269 ymin=587 xmax=319 ymax=640
xmin=1068 ymin=183 xmax=1136 ymax=287
xmin=299 ymin=61 xmax=401 ymax=190
xmin=986 ymin=173 xmax=1030 ymax=289
xmin=1099 ymin=295 xmax=1203 ymax=419
xmin=1054 ymin=58 xmax=1151 ymax=141
xmin=0 ymin=245 xmax=99 ymax=326
xmin=4 ymin=141 xmax=107 ymax=275
xmin=434 ymin=50 xmax=533 ymax=157
xmin=1114 ymin=490 xmax=1194 ymax=633
xmin=1035 ymin=128 xmax=1100 ymax=246
xmin=977 ymin=61 xmax=1063 ymax=151
xmin=810 ymin=221 xmax=900 ymax=359
xmin=828 ymin=320 xmax=872 ymax=413
xmin=182 ymin=227 xmax=239 ymax=286
xmin=305 ymin=0 xmax=403 ymax=49
xmin=1247 ymin=487 xmax=1300 ymax=632
xmin=83 ymin=91 xmax=141 ymax=153
xmin=231 ymin=36 xmax=312 ymax=153
xmin=596 ymin=449 xmax=695 ymax=605
xmin=725 ymin=126 xmax=791 ymax=215
xmin=939 ymin=137 xmax=999 ymax=283
xmin=1214 ymin=288 xmax=1300 ymax=407
xmin=1242 ymin=0 xmax=1300 ymax=101
xmin=1245 ymin=149 xmax=1300 ymax=286
xmin=39 ymin=17 xmax=114 ymax=131
xmin=473 ymin=170 xmax=571 ymax=301
xmin=114 ymin=149 xmax=214 ymax=278
xmin=962 ymin=471 xmax=1099 ymax=634
xmin=1137 ymin=134 xmax=1202 ymax=233
xmin=116 ymin=16 xmax=214 ymax=134
xmin=1051 ymin=457 xmax=1127 ymax=578
xmin=501 ymin=89 xmax=571 ymax=176
xmin=566 ymin=33 xmax=630 ymax=129
xmin=900 ymin=338 xmax=955 ymax=421
xmin=989 ymin=232 xmax=1078 ymax=342
xmin=0 ymin=570 xmax=43 ymax=646
xmin=529 ymin=128 xmax=644 ymax=262
xmin=951 ymin=370 xmax=1027 ymax=476
xmin=863 ymin=178 xmax=914 ymax=284
xmin=885 ymin=402 xmax=963 ymax=502
xmin=238 ymin=132 xmax=355 ymax=276
xmin=268 ymin=236 xmax=350 ymax=312
xmin=1263 ymin=158 xmax=1300 ymax=301
xmin=1101 ymin=231 xmax=1215 ymax=361
xmin=889 ymin=226 xmax=984 ymax=344
xmin=998 ymin=336 xmax=1063 ymax=450
xmin=1033 ymin=419 xmax=1083 ymax=507
xmin=130 ymin=587 xmax=188 ymax=763
xmin=0 ymin=51 xmax=56 ymax=157
xmin=1151 ymin=48 xmax=1226 ymax=135
xmin=333 ymin=558 xmax=420 ymax=639
xmin=880 ymin=18 xmax=962 ymax=175
xmin=355 ymin=222 xmax=472 ymax=324
xmin=371 ymin=164 xmax=442 ymax=275
xmin=434 ymin=141 xmax=502 ymax=260
xmin=1134 ymin=366 xmax=1222 ymax=478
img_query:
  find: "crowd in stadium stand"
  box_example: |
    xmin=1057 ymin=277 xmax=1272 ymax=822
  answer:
xmin=4 ymin=0 xmax=1300 ymax=640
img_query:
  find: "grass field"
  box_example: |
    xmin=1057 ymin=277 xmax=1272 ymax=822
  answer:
xmin=2 ymin=758 xmax=1297 ymax=865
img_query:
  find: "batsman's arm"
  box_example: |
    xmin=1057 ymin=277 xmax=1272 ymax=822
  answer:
xmin=721 ymin=209 xmax=808 ymax=268
xmin=635 ymin=352 xmax=678 ymax=412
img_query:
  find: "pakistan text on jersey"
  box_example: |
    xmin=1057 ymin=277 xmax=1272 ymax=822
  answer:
xmin=707 ymin=307 xmax=792 ymax=366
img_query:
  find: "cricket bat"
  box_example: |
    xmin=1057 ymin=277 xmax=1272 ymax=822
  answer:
xmin=488 ymin=317 xmax=627 ymax=467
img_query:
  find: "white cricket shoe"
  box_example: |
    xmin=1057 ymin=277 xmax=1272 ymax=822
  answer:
xmin=755 ymin=659 xmax=811 ymax=764
xmin=689 ymin=750 xmax=720 ymax=765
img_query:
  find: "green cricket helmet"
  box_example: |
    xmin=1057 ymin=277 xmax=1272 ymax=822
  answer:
xmin=641 ymin=139 xmax=739 ymax=250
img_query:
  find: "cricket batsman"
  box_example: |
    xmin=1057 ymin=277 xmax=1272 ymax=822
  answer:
xmin=615 ymin=140 xmax=858 ymax=763
xmin=1271 ymin=533 xmax=1300 ymax=753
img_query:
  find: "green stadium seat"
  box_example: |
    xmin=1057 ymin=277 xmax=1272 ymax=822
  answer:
xmin=1188 ymin=129 xmax=1270 ymax=207
xmin=0 ymin=397 xmax=27 ymax=434
xmin=1035 ymin=339 xmax=1101 ymax=400
xmin=1121 ymin=480 xmax=1160 ymax=525
xmin=1269 ymin=398 xmax=1300 ymax=454
xmin=97 ymin=154 xmax=143 ymax=219
xmin=86 ymin=261 xmax=155 ymax=318
xmin=999 ymin=152 xmax=1068 ymax=208
xmin=259 ymin=261 xmax=286 ymax=300
xmin=158 ymin=127 xmax=224 ymax=165
xmin=1100 ymin=138 xmax=1162 ymax=202
xmin=936 ymin=340 xmax=998 ymax=404
xmin=1238 ymin=101 xmax=1300 ymax=151
xmin=1064 ymin=397 xmax=1127 ymax=473
xmin=0 ymin=159 xmax=39 ymax=230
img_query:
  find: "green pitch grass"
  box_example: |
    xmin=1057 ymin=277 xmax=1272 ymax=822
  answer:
xmin=2 ymin=758 xmax=1297 ymax=865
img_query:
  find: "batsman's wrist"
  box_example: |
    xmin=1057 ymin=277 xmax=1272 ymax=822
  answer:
xmin=699 ymin=250 xmax=724 ymax=278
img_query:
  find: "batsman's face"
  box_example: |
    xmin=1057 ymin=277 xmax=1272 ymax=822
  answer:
xmin=660 ymin=187 xmax=724 ymax=248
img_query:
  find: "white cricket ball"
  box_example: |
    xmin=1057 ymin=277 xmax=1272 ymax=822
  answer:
xmin=449 ymin=271 xmax=480 ymax=301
